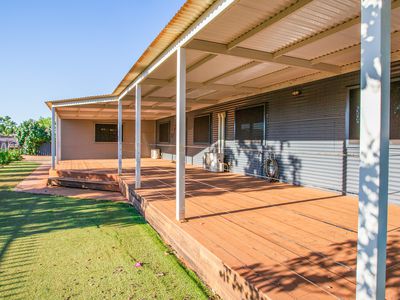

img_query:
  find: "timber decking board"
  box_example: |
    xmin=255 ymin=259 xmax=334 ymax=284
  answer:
xmin=55 ymin=159 xmax=400 ymax=300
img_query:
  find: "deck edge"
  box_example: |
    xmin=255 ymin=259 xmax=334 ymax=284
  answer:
xmin=121 ymin=178 xmax=269 ymax=300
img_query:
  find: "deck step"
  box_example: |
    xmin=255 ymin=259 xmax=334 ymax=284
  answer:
xmin=48 ymin=177 xmax=120 ymax=192
xmin=51 ymin=170 xmax=118 ymax=182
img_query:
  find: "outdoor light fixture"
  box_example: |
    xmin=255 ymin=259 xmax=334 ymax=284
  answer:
xmin=291 ymin=90 xmax=302 ymax=96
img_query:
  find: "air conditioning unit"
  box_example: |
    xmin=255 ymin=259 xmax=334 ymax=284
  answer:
xmin=151 ymin=149 xmax=161 ymax=159
xmin=203 ymin=152 xmax=224 ymax=172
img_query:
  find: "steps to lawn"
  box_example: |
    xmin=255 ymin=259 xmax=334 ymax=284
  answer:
xmin=48 ymin=170 xmax=120 ymax=192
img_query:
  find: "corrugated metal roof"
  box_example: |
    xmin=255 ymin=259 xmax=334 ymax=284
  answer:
xmin=46 ymin=0 xmax=400 ymax=120
xmin=112 ymin=0 xmax=216 ymax=96
xmin=45 ymin=94 xmax=115 ymax=108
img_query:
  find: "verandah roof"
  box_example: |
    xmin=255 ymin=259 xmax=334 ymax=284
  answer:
xmin=46 ymin=0 xmax=400 ymax=120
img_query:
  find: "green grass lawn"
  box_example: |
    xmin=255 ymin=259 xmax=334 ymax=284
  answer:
xmin=0 ymin=161 xmax=211 ymax=300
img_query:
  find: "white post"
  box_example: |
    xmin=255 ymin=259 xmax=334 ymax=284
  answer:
xmin=217 ymin=113 xmax=221 ymax=153
xmin=118 ymin=99 xmax=123 ymax=175
xmin=221 ymin=112 xmax=226 ymax=154
xmin=356 ymin=1 xmax=391 ymax=299
xmin=51 ymin=106 xmax=56 ymax=169
xmin=135 ymin=84 xmax=141 ymax=189
xmin=56 ymin=115 xmax=61 ymax=162
xmin=176 ymin=47 xmax=186 ymax=221
xmin=218 ymin=112 xmax=226 ymax=154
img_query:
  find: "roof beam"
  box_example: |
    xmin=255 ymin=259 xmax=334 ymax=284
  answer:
xmin=118 ymin=0 xmax=236 ymax=100
xmin=95 ymin=106 xmax=105 ymax=117
xmin=311 ymin=30 xmax=400 ymax=64
xmin=61 ymin=104 xmax=128 ymax=110
xmin=193 ymin=82 xmax=260 ymax=93
xmin=140 ymin=106 xmax=190 ymax=111
xmin=143 ymin=78 xmax=170 ymax=86
xmin=58 ymin=103 xmax=190 ymax=111
xmin=274 ymin=17 xmax=360 ymax=58
xmin=187 ymin=54 xmax=218 ymax=72
xmin=142 ymin=54 xmax=217 ymax=98
xmin=142 ymin=77 xmax=261 ymax=93
xmin=227 ymin=0 xmax=314 ymax=50
xmin=273 ymin=0 xmax=400 ymax=58
xmin=204 ymin=60 xmax=261 ymax=84
xmin=186 ymin=39 xmax=341 ymax=74
xmin=312 ymin=44 xmax=359 ymax=64
xmin=236 ymin=66 xmax=292 ymax=86
xmin=143 ymin=96 xmax=217 ymax=104
xmin=58 ymin=114 xmax=165 ymax=120
xmin=177 ymin=61 xmax=263 ymax=103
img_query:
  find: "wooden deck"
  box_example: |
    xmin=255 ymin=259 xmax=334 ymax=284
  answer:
xmin=54 ymin=159 xmax=400 ymax=299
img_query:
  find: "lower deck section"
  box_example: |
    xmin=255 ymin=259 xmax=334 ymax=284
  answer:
xmin=54 ymin=159 xmax=400 ymax=299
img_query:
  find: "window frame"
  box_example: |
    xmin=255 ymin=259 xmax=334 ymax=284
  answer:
xmin=345 ymin=86 xmax=360 ymax=145
xmin=193 ymin=114 xmax=212 ymax=145
xmin=234 ymin=104 xmax=266 ymax=142
xmin=158 ymin=121 xmax=171 ymax=144
xmin=346 ymin=77 xmax=400 ymax=146
xmin=94 ymin=123 xmax=122 ymax=143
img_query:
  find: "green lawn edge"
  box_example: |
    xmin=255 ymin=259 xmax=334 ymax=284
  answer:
xmin=0 ymin=161 xmax=214 ymax=300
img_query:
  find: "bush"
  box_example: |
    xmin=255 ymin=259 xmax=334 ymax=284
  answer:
xmin=0 ymin=149 xmax=22 ymax=165
xmin=16 ymin=118 xmax=51 ymax=155
xmin=9 ymin=149 xmax=22 ymax=161
xmin=0 ymin=151 xmax=10 ymax=165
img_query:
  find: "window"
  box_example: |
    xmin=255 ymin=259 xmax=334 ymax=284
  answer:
xmin=95 ymin=124 xmax=121 ymax=142
xmin=193 ymin=115 xmax=211 ymax=144
xmin=391 ymin=81 xmax=400 ymax=139
xmin=348 ymin=81 xmax=400 ymax=140
xmin=348 ymin=88 xmax=360 ymax=140
xmin=158 ymin=122 xmax=170 ymax=143
xmin=235 ymin=105 xmax=264 ymax=140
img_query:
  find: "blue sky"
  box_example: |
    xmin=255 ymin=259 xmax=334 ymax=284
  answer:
xmin=0 ymin=0 xmax=185 ymax=123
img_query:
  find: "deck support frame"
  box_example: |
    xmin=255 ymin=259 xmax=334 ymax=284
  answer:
xmin=356 ymin=0 xmax=391 ymax=299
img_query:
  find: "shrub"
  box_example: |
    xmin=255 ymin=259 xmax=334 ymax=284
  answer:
xmin=0 ymin=151 xmax=10 ymax=165
xmin=9 ymin=149 xmax=22 ymax=161
xmin=0 ymin=149 xmax=22 ymax=165
xmin=16 ymin=118 xmax=51 ymax=155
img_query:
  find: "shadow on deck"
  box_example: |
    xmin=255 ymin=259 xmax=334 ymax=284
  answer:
xmin=52 ymin=158 xmax=400 ymax=299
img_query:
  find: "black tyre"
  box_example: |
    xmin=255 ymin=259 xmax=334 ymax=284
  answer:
xmin=264 ymin=158 xmax=279 ymax=180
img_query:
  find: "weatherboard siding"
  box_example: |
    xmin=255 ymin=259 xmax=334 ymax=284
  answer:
xmin=60 ymin=119 xmax=155 ymax=160
xmin=155 ymin=64 xmax=400 ymax=203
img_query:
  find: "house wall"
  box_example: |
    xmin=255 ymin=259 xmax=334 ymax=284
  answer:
xmin=156 ymin=62 xmax=400 ymax=204
xmin=60 ymin=119 xmax=156 ymax=160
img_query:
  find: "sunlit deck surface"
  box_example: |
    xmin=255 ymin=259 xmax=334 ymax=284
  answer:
xmin=55 ymin=159 xmax=400 ymax=299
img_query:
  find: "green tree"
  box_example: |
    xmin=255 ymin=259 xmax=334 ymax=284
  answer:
xmin=16 ymin=118 xmax=51 ymax=155
xmin=0 ymin=116 xmax=17 ymax=136
xmin=37 ymin=117 xmax=52 ymax=137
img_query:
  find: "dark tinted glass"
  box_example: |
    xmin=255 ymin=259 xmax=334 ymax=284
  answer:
xmin=95 ymin=124 xmax=119 ymax=142
xmin=390 ymin=81 xmax=400 ymax=139
xmin=158 ymin=122 xmax=170 ymax=143
xmin=235 ymin=105 xmax=264 ymax=140
xmin=193 ymin=115 xmax=211 ymax=143
xmin=349 ymin=81 xmax=400 ymax=140
xmin=349 ymin=88 xmax=360 ymax=140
